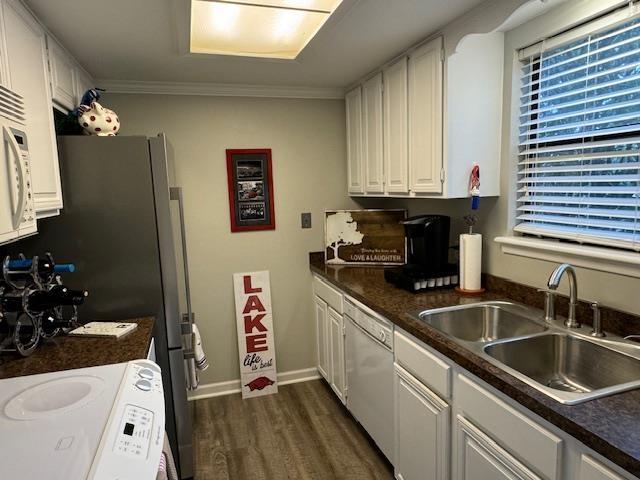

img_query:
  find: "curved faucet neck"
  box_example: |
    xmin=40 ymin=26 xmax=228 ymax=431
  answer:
xmin=547 ymin=263 xmax=580 ymax=327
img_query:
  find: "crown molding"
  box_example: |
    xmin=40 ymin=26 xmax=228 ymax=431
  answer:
xmin=96 ymin=79 xmax=346 ymax=100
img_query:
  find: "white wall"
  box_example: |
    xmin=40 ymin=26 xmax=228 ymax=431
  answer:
xmin=103 ymin=93 xmax=357 ymax=385
xmin=483 ymin=0 xmax=640 ymax=314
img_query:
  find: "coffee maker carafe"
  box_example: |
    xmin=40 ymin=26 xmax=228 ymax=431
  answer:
xmin=384 ymin=214 xmax=459 ymax=292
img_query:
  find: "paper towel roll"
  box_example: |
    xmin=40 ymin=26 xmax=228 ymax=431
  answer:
xmin=460 ymin=234 xmax=482 ymax=291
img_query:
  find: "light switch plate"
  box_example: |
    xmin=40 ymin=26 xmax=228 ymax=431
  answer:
xmin=301 ymin=213 xmax=312 ymax=229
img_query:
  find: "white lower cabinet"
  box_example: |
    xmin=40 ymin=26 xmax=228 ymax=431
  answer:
xmin=329 ymin=306 xmax=346 ymax=404
xmin=395 ymin=364 xmax=449 ymax=480
xmin=580 ymin=455 xmax=626 ymax=480
xmin=310 ymin=281 xmax=639 ymax=480
xmin=455 ymin=415 xmax=541 ymax=480
xmin=314 ymin=295 xmax=329 ymax=381
xmin=313 ymin=275 xmax=346 ymax=405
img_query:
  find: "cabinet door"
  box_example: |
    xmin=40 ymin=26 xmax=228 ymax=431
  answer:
xmin=408 ymin=37 xmax=443 ymax=194
xmin=383 ymin=57 xmax=409 ymax=194
xmin=580 ymin=455 xmax=625 ymax=480
xmin=362 ymin=73 xmax=384 ymax=194
xmin=2 ymin=0 xmax=62 ymax=214
xmin=73 ymin=66 xmax=93 ymax=105
xmin=345 ymin=86 xmax=364 ymax=194
xmin=47 ymin=37 xmax=75 ymax=111
xmin=314 ymin=295 xmax=329 ymax=381
xmin=329 ymin=307 xmax=346 ymax=404
xmin=395 ymin=365 xmax=449 ymax=480
xmin=455 ymin=415 xmax=541 ymax=480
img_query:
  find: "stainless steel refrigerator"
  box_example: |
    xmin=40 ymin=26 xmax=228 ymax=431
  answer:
xmin=12 ymin=134 xmax=196 ymax=478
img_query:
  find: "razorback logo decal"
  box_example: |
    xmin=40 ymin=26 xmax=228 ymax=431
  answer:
xmin=245 ymin=376 xmax=275 ymax=391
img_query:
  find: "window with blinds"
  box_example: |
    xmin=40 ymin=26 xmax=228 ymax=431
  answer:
xmin=517 ymin=16 xmax=640 ymax=252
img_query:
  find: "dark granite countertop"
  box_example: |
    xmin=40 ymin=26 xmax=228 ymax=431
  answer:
xmin=309 ymin=252 xmax=640 ymax=477
xmin=0 ymin=317 xmax=155 ymax=380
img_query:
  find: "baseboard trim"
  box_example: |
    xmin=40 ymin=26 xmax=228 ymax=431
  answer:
xmin=188 ymin=367 xmax=321 ymax=401
xmin=97 ymin=79 xmax=345 ymax=100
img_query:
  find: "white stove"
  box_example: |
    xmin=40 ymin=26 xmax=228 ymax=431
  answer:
xmin=0 ymin=359 xmax=165 ymax=480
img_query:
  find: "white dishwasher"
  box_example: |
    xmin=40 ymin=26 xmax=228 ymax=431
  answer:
xmin=344 ymin=296 xmax=394 ymax=465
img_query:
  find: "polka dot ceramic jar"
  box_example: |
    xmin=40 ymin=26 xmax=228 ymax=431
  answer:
xmin=78 ymin=101 xmax=120 ymax=136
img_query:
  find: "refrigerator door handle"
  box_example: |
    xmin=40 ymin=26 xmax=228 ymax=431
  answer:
xmin=169 ymin=186 xmax=198 ymax=390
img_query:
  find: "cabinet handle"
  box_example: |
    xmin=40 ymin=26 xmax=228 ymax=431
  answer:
xmin=4 ymin=127 xmax=26 ymax=229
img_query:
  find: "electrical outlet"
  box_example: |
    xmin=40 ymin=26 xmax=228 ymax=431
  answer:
xmin=301 ymin=213 xmax=312 ymax=229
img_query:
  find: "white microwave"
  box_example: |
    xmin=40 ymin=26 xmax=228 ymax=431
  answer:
xmin=0 ymin=85 xmax=36 ymax=245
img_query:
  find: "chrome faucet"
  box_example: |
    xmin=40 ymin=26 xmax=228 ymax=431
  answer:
xmin=547 ymin=263 xmax=580 ymax=328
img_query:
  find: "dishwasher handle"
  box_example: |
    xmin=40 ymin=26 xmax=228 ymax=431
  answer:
xmin=346 ymin=314 xmax=393 ymax=352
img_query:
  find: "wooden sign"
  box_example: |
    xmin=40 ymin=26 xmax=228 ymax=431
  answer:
xmin=325 ymin=209 xmax=406 ymax=265
xmin=233 ymin=271 xmax=278 ymax=399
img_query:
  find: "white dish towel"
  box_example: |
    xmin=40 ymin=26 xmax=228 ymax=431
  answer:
xmin=193 ymin=324 xmax=209 ymax=371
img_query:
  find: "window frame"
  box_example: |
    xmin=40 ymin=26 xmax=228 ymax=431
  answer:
xmin=515 ymin=12 xmax=640 ymax=252
xmin=497 ymin=3 xmax=640 ymax=277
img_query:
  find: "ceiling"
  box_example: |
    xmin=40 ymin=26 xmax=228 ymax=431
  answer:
xmin=24 ymin=0 xmax=489 ymax=88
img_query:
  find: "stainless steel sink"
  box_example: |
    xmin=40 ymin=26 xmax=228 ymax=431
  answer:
xmin=414 ymin=301 xmax=640 ymax=404
xmin=485 ymin=334 xmax=640 ymax=403
xmin=418 ymin=301 xmax=548 ymax=342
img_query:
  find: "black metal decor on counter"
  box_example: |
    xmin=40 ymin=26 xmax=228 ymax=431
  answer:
xmin=0 ymin=253 xmax=88 ymax=356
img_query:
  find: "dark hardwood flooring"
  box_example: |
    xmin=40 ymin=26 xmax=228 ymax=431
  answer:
xmin=192 ymin=379 xmax=394 ymax=479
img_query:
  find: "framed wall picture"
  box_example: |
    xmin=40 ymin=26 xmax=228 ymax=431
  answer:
xmin=226 ymin=149 xmax=276 ymax=232
xmin=325 ymin=209 xmax=407 ymax=265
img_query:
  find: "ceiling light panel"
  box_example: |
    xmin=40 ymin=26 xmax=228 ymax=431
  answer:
xmin=190 ymin=0 xmax=343 ymax=59
xmin=215 ymin=0 xmax=343 ymax=12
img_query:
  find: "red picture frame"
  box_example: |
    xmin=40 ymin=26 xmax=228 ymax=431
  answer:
xmin=226 ymin=149 xmax=276 ymax=232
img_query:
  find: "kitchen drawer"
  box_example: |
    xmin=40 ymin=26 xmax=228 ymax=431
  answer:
xmin=580 ymin=455 xmax=626 ymax=480
xmin=313 ymin=276 xmax=343 ymax=314
xmin=394 ymin=329 xmax=451 ymax=400
xmin=456 ymin=374 xmax=562 ymax=480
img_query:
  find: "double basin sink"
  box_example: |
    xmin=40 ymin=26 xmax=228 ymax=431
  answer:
xmin=416 ymin=301 xmax=640 ymax=404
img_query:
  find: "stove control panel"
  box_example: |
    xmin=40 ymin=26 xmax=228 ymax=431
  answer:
xmin=89 ymin=360 xmax=165 ymax=479
xmin=113 ymin=404 xmax=154 ymax=459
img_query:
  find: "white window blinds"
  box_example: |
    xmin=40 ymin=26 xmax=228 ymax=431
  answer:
xmin=517 ymin=15 xmax=640 ymax=252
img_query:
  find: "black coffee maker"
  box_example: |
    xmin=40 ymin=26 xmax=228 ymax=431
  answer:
xmin=384 ymin=215 xmax=458 ymax=292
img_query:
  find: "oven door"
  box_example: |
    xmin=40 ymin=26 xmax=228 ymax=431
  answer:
xmin=345 ymin=315 xmax=394 ymax=464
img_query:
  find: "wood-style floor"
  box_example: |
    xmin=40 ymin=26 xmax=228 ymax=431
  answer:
xmin=192 ymin=379 xmax=393 ymax=479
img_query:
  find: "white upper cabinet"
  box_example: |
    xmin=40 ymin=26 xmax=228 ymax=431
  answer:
xmin=408 ymin=37 xmax=443 ymax=194
xmin=1 ymin=0 xmax=62 ymax=215
xmin=47 ymin=34 xmax=94 ymax=112
xmin=73 ymin=67 xmax=93 ymax=105
xmin=444 ymin=31 xmax=503 ymax=198
xmin=345 ymin=86 xmax=364 ymax=194
xmin=383 ymin=57 xmax=409 ymax=194
xmin=47 ymin=36 xmax=75 ymax=111
xmin=345 ymin=31 xmax=502 ymax=199
xmin=362 ymin=73 xmax=384 ymax=194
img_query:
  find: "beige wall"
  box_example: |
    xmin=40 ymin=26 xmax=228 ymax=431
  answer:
xmin=101 ymin=0 xmax=639 ymax=388
xmin=104 ymin=93 xmax=357 ymax=385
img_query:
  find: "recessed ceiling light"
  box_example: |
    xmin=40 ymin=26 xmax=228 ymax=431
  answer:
xmin=190 ymin=0 xmax=343 ymax=59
